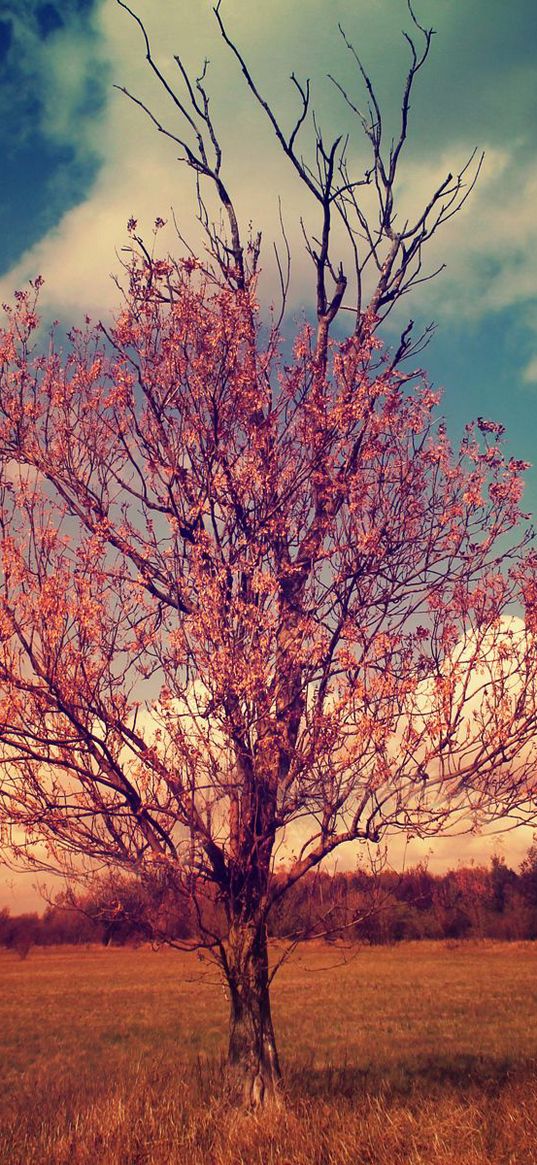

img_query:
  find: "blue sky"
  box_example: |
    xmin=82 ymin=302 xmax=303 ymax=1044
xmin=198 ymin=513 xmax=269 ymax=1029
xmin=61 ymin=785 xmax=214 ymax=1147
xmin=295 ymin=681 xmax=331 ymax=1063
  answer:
xmin=1 ymin=0 xmax=537 ymax=905
xmin=0 ymin=1 xmax=107 ymax=270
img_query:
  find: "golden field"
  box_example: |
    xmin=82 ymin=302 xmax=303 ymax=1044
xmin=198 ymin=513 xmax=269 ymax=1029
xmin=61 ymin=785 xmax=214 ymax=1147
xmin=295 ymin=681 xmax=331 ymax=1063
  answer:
xmin=1 ymin=940 xmax=537 ymax=1164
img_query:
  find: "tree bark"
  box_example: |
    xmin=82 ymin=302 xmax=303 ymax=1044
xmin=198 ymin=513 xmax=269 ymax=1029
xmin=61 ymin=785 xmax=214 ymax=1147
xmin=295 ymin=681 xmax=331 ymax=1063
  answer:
xmin=224 ymin=919 xmax=281 ymax=1108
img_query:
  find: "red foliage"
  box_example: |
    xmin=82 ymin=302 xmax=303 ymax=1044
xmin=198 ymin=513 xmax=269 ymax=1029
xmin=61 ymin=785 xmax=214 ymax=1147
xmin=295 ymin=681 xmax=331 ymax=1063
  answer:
xmin=0 ymin=261 xmax=536 ymax=915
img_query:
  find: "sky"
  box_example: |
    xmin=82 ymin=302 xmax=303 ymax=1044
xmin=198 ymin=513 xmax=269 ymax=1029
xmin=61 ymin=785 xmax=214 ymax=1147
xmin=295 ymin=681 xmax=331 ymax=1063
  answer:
xmin=1 ymin=0 xmax=537 ymax=909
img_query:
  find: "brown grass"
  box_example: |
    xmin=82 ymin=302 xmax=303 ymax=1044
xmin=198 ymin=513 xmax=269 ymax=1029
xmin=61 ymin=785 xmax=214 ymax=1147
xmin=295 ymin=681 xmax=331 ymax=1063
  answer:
xmin=1 ymin=940 xmax=537 ymax=1164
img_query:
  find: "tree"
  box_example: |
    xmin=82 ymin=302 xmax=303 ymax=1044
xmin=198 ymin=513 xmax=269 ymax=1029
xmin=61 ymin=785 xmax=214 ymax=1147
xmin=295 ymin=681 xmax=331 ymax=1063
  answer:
xmin=64 ymin=867 xmax=195 ymax=946
xmin=520 ymin=841 xmax=537 ymax=908
xmin=1 ymin=0 xmax=537 ymax=1107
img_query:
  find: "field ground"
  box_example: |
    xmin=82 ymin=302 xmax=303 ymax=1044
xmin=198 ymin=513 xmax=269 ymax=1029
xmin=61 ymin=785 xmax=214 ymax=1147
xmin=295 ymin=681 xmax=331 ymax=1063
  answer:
xmin=1 ymin=940 xmax=537 ymax=1164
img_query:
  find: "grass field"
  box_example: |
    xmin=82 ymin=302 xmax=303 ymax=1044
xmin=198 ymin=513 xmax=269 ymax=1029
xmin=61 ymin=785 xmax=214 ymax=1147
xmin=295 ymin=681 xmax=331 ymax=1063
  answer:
xmin=1 ymin=940 xmax=537 ymax=1164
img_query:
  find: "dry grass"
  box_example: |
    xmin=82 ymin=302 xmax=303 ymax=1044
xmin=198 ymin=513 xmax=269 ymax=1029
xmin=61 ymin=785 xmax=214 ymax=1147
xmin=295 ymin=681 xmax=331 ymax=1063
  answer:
xmin=1 ymin=940 xmax=537 ymax=1163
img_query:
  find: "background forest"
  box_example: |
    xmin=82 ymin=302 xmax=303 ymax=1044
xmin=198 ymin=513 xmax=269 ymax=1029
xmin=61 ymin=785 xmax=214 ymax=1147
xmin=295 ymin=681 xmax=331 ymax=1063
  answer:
xmin=3 ymin=846 xmax=537 ymax=955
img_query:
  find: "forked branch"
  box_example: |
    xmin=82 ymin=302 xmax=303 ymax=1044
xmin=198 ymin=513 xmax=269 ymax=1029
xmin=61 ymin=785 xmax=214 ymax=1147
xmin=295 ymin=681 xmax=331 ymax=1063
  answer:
xmin=115 ymin=0 xmax=253 ymax=288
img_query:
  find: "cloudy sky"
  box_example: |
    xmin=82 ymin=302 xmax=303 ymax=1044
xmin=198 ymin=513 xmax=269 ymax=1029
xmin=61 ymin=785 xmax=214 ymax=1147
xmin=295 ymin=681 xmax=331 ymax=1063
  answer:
xmin=1 ymin=0 xmax=537 ymax=907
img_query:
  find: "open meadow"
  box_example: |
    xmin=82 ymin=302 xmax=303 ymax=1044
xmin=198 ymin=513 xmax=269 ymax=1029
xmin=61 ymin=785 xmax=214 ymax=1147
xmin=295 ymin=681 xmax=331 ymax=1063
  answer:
xmin=1 ymin=940 xmax=537 ymax=1164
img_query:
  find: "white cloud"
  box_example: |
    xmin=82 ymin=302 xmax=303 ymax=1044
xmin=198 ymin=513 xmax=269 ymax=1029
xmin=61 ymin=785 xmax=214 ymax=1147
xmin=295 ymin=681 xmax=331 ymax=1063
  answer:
xmin=523 ymin=356 xmax=537 ymax=385
xmin=401 ymin=147 xmax=537 ymax=325
xmin=3 ymin=3 xmax=106 ymax=153
xmin=0 ymin=0 xmax=533 ymax=335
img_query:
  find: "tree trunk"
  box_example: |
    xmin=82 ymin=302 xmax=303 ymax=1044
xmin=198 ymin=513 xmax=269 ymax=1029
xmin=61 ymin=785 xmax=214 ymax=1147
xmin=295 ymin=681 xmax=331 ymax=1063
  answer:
xmin=224 ymin=919 xmax=281 ymax=1109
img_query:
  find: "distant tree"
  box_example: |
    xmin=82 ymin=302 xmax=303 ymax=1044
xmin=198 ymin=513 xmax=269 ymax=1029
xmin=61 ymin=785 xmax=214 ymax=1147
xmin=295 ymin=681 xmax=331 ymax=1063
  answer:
xmin=0 ymin=910 xmax=41 ymax=959
xmin=520 ymin=841 xmax=537 ymax=903
xmin=0 ymin=907 xmax=10 ymax=947
xmin=41 ymin=899 xmax=98 ymax=946
xmin=80 ymin=875 xmax=151 ymax=946
xmin=489 ymin=854 xmax=518 ymax=914
xmin=518 ymin=843 xmax=537 ymax=937
xmin=1 ymin=1 xmax=537 ymax=1106
xmin=71 ymin=869 xmax=195 ymax=946
xmin=396 ymin=863 xmax=436 ymax=914
xmin=430 ymin=872 xmax=471 ymax=940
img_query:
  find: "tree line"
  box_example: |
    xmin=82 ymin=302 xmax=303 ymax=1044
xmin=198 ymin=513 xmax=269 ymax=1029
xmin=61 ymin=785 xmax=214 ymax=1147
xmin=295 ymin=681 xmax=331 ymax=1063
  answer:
xmin=2 ymin=845 xmax=537 ymax=957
